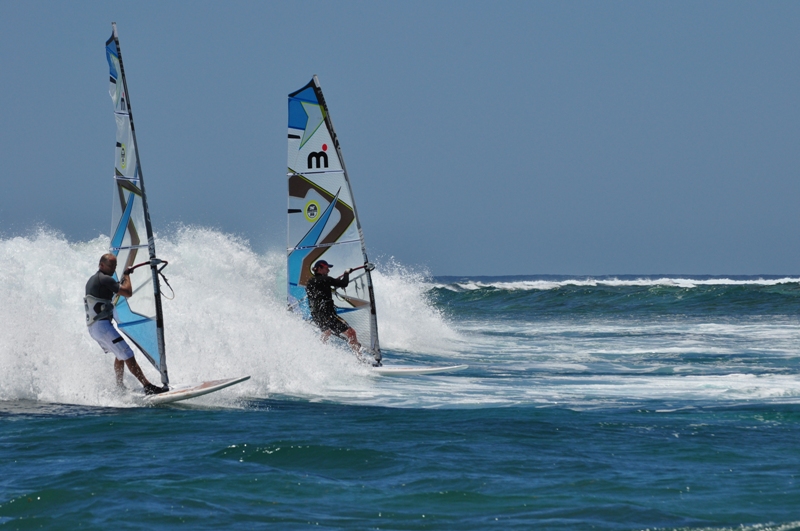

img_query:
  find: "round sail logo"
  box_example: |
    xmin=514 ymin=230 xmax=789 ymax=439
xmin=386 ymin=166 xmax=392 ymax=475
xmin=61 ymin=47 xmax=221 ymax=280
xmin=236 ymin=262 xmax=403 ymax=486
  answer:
xmin=304 ymin=200 xmax=321 ymax=222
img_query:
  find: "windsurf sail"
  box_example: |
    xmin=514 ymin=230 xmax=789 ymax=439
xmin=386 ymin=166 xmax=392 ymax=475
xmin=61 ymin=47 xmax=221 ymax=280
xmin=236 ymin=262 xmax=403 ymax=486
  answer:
xmin=105 ymin=23 xmax=169 ymax=385
xmin=286 ymin=76 xmax=381 ymax=359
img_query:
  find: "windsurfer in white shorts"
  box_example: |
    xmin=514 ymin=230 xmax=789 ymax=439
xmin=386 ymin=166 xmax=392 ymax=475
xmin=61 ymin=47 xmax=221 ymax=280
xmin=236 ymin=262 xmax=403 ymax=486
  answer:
xmin=85 ymin=253 xmax=167 ymax=395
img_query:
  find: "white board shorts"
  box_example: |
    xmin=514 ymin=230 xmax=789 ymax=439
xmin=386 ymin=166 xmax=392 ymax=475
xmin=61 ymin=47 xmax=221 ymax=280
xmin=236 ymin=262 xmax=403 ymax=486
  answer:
xmin=88 ymin=320 xmax=134 ymax=361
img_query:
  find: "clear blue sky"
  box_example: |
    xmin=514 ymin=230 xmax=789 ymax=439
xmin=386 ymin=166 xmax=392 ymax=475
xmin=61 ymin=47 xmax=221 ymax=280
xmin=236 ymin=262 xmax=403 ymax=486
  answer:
xmin=1 ymin=1 xmax=799 ymax=276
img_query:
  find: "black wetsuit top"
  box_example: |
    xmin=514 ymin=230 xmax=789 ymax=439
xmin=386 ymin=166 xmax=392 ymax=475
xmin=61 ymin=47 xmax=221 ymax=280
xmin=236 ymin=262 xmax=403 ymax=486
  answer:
xmin=305 ymin=272 xmax=350 ymax=332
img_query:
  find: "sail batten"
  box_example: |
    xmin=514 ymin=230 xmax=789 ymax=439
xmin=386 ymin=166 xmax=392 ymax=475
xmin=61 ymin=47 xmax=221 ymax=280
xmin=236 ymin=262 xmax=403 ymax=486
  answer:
xmin=289 ymin=241 xmax=363 ymax=252
xmin=106 ymin=23 xmax=169 ymax=385
xmin=286 ymin=76 xmax=381 ymax=356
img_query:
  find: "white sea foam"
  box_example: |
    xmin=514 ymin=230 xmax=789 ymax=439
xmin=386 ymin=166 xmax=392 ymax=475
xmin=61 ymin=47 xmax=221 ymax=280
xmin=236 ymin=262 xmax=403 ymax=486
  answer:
xmin=441 ymin=315 xmax=800 ymax=408
xmin=0 ymin=228 xmax=463 ymax=407
xmin=3 ymin=229 xmax=799 ymax=410
xmin=370 ymin=259 xmax=463 ymax=356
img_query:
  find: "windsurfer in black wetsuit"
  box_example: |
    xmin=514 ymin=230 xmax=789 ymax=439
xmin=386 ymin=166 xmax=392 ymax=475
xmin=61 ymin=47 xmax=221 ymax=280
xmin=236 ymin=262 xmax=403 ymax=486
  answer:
xmin=305 ymin=260 xmax=362 ymax=353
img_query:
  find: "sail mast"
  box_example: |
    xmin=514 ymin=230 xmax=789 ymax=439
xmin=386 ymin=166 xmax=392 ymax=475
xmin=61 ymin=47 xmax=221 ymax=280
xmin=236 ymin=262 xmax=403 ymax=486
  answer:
xmin=108 ymin=22 xmax=168 ymax=384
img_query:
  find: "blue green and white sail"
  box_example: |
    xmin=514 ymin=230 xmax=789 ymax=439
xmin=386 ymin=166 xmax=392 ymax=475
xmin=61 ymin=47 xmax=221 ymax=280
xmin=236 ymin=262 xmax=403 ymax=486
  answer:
xmin=286 ymin=76 xmax=381 ymax=358
xmin=105 ymin=23 xmax=168 ymax=385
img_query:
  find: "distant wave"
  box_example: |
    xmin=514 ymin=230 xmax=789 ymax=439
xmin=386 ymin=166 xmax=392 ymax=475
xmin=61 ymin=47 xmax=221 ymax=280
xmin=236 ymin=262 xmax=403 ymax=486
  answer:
xmin=428 ymin=275 xmax=800 ymax=319
xmin=431 ymin=276 xmax=800 ymax=292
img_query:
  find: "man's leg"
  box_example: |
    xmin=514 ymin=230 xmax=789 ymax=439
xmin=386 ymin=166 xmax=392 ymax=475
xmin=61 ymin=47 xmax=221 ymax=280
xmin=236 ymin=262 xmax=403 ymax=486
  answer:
xmin=114 ymin=359 xmax=125 ymax=388
xmin=98 ymin=322 xmax=154 ymax=388
xmin=91 ymin=321 xmax=165 ymax=393
xmin=124 ymin=357 xmax=152 ymax=387
xmin=91 ymin=322 xmax=140 ymax=387
xmin=328 ymin=316 xmax=360 ymax=353
xmin=344 ymin=328 xmax=361 ymax=352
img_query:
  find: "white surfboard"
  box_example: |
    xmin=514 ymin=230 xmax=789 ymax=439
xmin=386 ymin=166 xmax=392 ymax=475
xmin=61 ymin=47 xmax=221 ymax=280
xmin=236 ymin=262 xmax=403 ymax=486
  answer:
xmin=144 ymin=375 xmax=250 ymax=405
xmin=372 ymin=365 xmax=468 ymax=376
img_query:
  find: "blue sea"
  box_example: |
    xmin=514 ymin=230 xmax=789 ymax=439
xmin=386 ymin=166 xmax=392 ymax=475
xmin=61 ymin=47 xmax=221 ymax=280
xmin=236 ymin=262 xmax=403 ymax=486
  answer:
xmin=2 ymin=230 xmax=800 ymax=530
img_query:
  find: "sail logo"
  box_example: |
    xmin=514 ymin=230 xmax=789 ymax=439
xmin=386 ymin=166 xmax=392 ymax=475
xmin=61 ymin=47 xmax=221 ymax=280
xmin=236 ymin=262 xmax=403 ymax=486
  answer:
xmin=305 ymin=200 xmax=321 ymax=222
xmin=117 ymin=142 xmax=127 ymax=169
xmin=307 ymin=143 xmax=329 ymax=169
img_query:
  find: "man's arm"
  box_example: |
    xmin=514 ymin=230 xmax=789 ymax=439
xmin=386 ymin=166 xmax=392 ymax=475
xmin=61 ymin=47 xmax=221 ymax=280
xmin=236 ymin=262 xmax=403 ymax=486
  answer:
xmin=117 ymin=272 xmax=133 ymax=297
xmin=330 ymin=272 xmax=349 ymax=288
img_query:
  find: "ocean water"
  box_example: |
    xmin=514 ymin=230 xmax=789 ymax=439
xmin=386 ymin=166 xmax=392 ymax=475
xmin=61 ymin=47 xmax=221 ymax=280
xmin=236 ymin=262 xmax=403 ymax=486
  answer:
xmin=2 ymin=229 xmax=800 ymax=530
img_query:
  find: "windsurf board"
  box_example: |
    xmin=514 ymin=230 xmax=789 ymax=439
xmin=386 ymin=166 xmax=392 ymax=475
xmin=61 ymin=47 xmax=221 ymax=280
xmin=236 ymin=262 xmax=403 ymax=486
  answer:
xmin=372 ymin=365 xmax=468 ymax=376
xmin=145 ymin=375 xmax=250 ymax=405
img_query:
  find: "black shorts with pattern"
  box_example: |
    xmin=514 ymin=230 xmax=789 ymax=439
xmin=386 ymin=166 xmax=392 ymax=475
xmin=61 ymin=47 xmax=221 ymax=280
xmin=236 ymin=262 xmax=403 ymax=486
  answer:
xmin=314 ymin=313 xmax=350 ymax=335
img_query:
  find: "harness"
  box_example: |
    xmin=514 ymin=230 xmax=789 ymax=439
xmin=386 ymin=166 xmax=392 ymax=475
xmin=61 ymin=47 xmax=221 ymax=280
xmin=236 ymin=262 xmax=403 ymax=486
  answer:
xmin=84 ymin=294 xmax=115 ymax=326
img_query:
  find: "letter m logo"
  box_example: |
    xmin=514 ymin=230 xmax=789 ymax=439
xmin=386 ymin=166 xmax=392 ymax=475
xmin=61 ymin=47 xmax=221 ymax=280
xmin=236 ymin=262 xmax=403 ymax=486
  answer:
xmin=307 ymin=151 xmax=329 ymax=169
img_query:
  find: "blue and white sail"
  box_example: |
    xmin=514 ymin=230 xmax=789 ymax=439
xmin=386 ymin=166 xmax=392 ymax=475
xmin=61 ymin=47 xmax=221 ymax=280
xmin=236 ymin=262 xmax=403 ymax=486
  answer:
xmin=286 ymin=76 xmax=381 ymax=358
xmin=106 ymin=23 xmax=168 ymax=385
